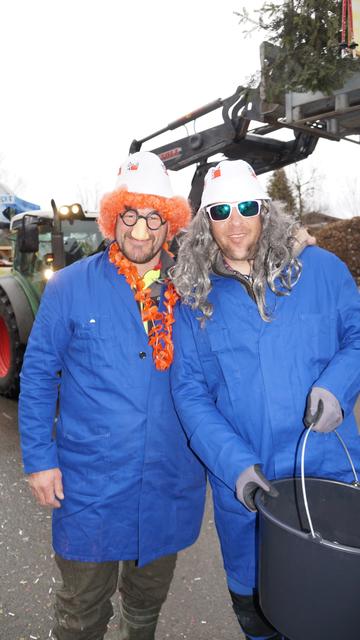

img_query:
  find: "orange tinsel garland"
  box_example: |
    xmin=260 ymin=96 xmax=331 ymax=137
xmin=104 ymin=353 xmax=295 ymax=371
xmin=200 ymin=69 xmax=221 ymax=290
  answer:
xmin=108 ymin=242 xmax=179 ymax=371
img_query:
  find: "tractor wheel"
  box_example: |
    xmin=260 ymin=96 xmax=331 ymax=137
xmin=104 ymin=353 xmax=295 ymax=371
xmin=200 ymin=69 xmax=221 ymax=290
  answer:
xmin=0 ymin=290 xmax=24 ymax=398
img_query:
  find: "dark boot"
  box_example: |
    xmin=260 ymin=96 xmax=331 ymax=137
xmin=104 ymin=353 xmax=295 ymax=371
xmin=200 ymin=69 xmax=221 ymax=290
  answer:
xmin=229 ymin=590 xmax=278 ymax=638
xmin=118 ymin=601 xmax=161 ymax=640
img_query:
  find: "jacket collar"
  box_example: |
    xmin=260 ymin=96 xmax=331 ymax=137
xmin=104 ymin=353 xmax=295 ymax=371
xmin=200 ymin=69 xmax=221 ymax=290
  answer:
xmin=212 ymin=250 xmax=255 ymax=301
xmin=148 ymin=249 xmax=175 ymax=300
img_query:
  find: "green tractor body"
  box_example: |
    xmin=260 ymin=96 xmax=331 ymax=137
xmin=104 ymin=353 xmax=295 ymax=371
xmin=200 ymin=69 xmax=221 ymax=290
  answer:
xmin=0 ymin=207 xmax=102 ymax=397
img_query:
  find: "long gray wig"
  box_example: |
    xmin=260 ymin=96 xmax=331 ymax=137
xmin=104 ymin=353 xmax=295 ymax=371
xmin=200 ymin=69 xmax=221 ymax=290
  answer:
xmin=171 ymin=202 xmax=302 ymax=322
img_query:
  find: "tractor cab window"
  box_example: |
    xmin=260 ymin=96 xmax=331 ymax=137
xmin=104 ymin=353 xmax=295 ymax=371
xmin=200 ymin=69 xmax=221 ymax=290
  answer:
xmin=13 ymin=219 xmax=102 ymax=275
xmin=13 ymin=218 xmax=103 ymax=295
xmin=61 ymin=220 xmax=103 ymax=265
xmin=13 ymin=224 xmax=53 ymax=294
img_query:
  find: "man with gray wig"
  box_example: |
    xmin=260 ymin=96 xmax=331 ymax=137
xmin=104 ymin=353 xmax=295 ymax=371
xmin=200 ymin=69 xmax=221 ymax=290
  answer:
xmin=171 ymin=159 xmax=360 ymax=640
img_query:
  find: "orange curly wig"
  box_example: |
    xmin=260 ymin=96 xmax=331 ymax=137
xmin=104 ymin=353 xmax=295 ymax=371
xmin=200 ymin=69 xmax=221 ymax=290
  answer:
xmin=98 ymin=188 xmax=192 ymax=240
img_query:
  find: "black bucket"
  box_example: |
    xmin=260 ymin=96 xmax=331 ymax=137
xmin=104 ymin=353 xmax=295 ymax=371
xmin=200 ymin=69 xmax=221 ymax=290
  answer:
xmin=255 ymin=433 xmax=360 ymax=640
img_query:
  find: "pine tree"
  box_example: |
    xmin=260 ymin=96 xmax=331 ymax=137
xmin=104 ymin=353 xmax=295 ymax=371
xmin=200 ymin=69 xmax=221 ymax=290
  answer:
xmin=236 ymin=1 xmax=359 ymax=96
xmin=267 ymin=168 xmax=296 ymax=214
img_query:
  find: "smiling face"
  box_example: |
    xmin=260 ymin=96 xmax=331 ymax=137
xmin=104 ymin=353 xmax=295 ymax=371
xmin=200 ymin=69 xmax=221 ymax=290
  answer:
xmin=115 ymin=206 xmax=168 ymax=276
xmin=208 ymin=203 xmax=262 ymax=274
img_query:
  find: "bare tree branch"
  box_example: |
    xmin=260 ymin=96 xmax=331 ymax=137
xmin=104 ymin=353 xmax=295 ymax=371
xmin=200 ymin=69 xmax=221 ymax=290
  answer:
xmin=75 ymin=183 xmax=102 ymax=213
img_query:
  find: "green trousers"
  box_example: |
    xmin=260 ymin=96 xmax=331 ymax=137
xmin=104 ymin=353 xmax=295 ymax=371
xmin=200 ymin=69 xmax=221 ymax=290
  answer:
xmin=52 ymin=553 xmax=177 ymax=640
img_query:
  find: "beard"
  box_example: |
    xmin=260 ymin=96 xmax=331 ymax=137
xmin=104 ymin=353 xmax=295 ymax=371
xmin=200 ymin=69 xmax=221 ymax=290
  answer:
xmin=117 ymin=227 xmax=167 ymax=265
xmin=120 ymin=242 xmax=158 ymax=264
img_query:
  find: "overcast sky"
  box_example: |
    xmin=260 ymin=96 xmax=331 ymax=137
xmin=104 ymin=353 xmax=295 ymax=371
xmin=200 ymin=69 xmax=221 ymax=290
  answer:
xmin=1 ymin=0 xmax=359 ymax=217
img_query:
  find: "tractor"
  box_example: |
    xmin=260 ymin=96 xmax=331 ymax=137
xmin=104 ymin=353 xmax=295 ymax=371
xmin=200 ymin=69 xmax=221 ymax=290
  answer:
xmin=0 ymin=202 xmax=102 ymax=397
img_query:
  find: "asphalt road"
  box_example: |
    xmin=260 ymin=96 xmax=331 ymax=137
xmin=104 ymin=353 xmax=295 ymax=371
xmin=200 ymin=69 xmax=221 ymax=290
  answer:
xmin=0 ymin=397 xmax=240 ymax=640
xmin=1 ymin=396 xmax=359 ymax=640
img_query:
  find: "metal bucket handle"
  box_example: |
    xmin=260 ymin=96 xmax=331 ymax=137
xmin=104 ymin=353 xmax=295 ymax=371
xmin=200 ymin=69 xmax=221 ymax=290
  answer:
xmin=301 ymin=426 xmax=359 ymax=539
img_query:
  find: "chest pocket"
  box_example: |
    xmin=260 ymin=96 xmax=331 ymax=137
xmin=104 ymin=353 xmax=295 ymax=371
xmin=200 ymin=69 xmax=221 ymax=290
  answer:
xmin=193 ymin=322 xmax=226 ymax=390
xmin=198 ymin=322 xmax=249 ymax=401
xmin=71 ymin=315 xmax=115 ymax=369
xmin=207 ymin=315 xmax=261 ymax=376
xmin=298 ymin=312 xmax=337 ymax=363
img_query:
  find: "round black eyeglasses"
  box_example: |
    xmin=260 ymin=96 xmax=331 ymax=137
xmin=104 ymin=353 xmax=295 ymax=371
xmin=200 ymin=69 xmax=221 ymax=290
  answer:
xmin=120 ymin=209 xmax=166 ymax=230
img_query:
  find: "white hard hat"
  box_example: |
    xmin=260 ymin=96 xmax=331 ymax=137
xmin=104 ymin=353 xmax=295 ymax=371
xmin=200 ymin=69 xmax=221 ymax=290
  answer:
xmin=115 ymin=151 xmax=173 ymax=198
xmin=200 ymin=159 xmax=270 ymax=209
xmin=99 ymin=150 xmax=191 ymax=240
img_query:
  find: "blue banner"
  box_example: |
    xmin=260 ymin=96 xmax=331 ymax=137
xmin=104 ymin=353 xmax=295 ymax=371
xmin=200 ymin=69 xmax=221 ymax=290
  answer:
xmin=0 ymin=194 xmax=40 ymax=224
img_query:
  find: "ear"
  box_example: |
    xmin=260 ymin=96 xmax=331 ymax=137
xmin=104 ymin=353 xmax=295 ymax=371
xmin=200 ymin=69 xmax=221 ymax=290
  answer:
xmin=166 ymin=226 xmax=174 ymax=241
xmin=162 ymin=240 xmax=175 ymax=258
xmin=162 ymin=218 xmax=172 ymax=240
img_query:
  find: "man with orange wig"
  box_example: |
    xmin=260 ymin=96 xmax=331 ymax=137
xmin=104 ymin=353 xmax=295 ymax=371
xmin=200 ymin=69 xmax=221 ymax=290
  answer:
xmin=18 ymin=151 xmax=206 ymax=640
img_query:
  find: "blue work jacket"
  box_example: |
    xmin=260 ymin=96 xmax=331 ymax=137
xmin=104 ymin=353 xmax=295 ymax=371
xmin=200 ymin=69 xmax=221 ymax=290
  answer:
xmin=19 ymin=247 xmax=206 ymax=565
xmin=171 ymin=247 xmax=360 ymax=589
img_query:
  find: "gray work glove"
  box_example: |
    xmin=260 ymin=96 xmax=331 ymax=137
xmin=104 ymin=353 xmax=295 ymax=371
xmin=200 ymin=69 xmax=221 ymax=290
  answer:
xmin=235 ymin=464 xmax=279 ymax=512
xmin=304 ymin=386 xmax=343 ymax=433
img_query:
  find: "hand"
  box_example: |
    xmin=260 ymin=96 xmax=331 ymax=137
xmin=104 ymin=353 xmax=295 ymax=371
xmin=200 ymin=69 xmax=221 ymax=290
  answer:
xmin=293 ymin=226 xmax=316 ymax=257
xmin=304 ymin=386 xmax=343 ymax=433
xmin=28 ymin=468 xmax=64 ymax=508
xmin=235 ymin=464 xmax=279 ymax=512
